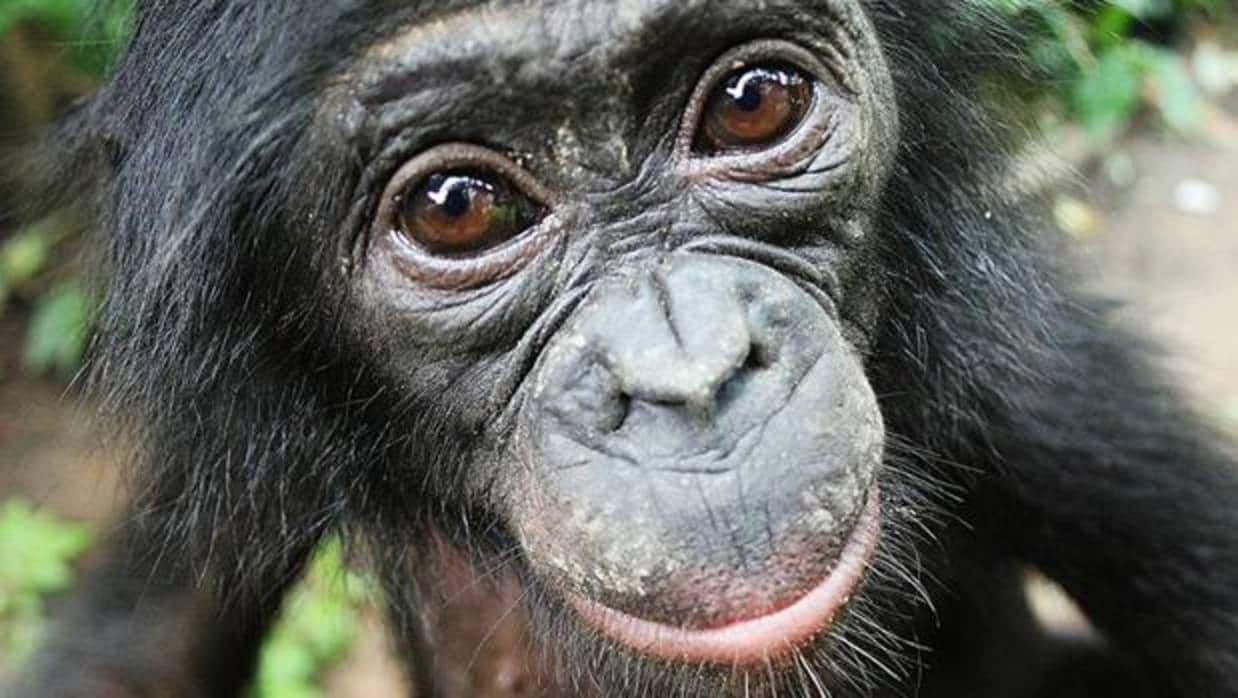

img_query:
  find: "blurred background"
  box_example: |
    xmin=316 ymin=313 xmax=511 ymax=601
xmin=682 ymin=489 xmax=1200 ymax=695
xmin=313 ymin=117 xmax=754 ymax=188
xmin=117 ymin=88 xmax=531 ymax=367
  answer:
xmin=0 ymin=1 xmax=1235 ymax=696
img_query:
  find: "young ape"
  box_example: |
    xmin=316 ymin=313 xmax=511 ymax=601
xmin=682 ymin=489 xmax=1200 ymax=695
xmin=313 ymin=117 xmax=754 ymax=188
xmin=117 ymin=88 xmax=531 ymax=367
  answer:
xmin=13 ymin=1 xmax=1238 ymax=696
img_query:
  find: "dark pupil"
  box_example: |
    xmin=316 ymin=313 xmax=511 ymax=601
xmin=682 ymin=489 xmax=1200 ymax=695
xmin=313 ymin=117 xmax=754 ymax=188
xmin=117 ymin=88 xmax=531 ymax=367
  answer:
xmin=726 ymin=68 xmax=781 ymax=111
xmin=428 ymin=174 xmax=489 ymax=217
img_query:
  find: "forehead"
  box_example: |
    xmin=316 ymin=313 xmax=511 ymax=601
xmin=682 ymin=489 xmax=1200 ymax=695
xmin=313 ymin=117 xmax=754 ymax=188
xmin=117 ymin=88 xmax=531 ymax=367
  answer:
xmin=368 ymin=0 xmax=728 ymax=61
xmin=354 ymin=0 xmax=869 ymax=98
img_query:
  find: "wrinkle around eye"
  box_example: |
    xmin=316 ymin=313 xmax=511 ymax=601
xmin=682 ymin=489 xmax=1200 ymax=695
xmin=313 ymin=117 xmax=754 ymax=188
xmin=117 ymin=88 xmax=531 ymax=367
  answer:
xmin=385 ymin=280 xmax=515 ymax=339
xmin=365 ymin=229 xmax=568 ymax=353
xmin=756 ymin=155 xmax=853 ymax=192
xmin=381 ymin=208 xmax=564 ymax=289
xmin=693 ymin=108 xmax=842 ymax=183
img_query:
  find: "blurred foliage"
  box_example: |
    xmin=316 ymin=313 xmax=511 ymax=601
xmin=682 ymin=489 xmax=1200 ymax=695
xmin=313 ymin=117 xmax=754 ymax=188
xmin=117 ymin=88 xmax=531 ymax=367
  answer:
xmin=23 ymin=278 xmax=92 ymax=377
xmin=1222 ymin=398 xmax=1238 ymax=431
xmin=0 ymin=498 xmax=93 ymax=670
xmin=0 ymin=514 xmax=372 ymax=694
xmin=0 ymin=0 xmax=131 ymax=75
xmin=994 ymin=0 xmax=1236 ymax=138
xmin=247 ymin=539 xmax=375 ymax=698
xmin=0 ymin=0 xmax=129 ymax=382
xmin=0 ymin=219 xmax=94 ymax=380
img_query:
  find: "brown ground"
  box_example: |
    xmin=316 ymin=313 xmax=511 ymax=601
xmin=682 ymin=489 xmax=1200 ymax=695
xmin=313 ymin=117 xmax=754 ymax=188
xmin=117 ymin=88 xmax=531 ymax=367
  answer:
xmin=1 ymin=105 xmax=1235 ymax=694
xmin=1069 ymin=95 xmax=1238 ymax=423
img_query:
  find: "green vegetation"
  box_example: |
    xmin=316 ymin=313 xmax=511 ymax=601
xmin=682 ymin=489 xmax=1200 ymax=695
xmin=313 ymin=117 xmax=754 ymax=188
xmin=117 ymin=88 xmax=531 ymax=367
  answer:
xmin=1222 ymin=398 xmax=1238 ymax=433
xmin=996 ymin=0 xmax=1235 ymax=138
xmin=0 ymin=498 xmax=93 ymax=670
xmin=2 ymin=6 xmax=375 ymax=685
xmin=0 ymin=221 xmax=94 ymax=379
xmin=0 ymin=0 xmax=130 ymax=382
xmin=0 ymin=0 xmax=131 ymax=75
xmin=0 ymin=502 xmax=369 ymax=695
xmin=248 ymin=540 xmax=374 ymax=698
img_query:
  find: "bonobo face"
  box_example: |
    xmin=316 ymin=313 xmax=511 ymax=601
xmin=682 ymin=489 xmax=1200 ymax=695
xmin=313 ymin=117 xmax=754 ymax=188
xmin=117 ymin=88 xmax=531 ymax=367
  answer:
xmin=341 ymin=0 xmax=897 ymax=674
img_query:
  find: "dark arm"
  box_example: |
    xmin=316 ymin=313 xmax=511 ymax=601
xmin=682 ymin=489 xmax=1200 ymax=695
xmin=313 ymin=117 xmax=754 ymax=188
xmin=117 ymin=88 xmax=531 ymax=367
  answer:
xmin=981 ymin=318 xmax=1238 ymax=697
xmin=12 ymin=514 xmax=314 ymax=698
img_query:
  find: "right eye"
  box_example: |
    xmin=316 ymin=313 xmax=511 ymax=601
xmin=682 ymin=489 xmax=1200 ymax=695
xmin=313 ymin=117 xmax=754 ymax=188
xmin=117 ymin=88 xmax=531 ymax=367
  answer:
xmin=396 ymin=169 xmax=541 ymax=256
xmin=694 ymin=63 xmax=814 ymax=155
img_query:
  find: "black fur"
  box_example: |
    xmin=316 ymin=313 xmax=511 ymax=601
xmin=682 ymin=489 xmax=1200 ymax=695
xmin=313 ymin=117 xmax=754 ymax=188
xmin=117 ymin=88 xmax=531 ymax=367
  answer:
xmin=12 ymin=1 xmax=1238 ymax=697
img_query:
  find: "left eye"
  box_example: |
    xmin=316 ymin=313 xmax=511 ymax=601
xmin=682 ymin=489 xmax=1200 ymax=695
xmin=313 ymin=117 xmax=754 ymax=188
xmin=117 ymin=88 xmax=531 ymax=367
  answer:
xmin=396 ymin=169 xmax=541 ymax=255
xmin=695 ymin=64 xmax=813 ymax=155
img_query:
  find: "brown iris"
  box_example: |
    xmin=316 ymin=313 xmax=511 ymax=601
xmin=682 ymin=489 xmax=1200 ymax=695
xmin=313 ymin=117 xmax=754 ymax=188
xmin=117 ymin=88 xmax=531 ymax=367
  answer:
xmin=397 ymin=170 xmax=539 ymax=255
xmin=696 ymin=65 xmax=812 ymax=154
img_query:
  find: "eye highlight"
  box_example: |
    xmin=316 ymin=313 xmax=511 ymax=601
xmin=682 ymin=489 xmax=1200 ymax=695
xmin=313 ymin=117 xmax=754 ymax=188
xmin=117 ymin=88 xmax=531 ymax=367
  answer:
xmin=694 ymin=64 xmax=813 ymax=155
xmin=396 ymin=169 xmax=541 ymax=255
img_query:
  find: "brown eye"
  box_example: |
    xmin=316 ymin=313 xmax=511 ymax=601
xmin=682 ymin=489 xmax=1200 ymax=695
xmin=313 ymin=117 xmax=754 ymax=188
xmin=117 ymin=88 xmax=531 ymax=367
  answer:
xmin=397 ymin=169 xmax=540 ymax=255
xmin=695 ymin=64 xmax=813 ymax=154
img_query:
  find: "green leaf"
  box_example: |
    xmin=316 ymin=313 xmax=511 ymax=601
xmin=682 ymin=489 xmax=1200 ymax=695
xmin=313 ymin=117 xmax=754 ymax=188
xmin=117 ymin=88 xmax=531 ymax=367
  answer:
xmin=247 ymin=538 xmax=374 ymax=698
xmin=1071 ymin=45 xmax=1146 ymax=137
xmin=0 ymin=0 xmax=133 ymax=76
xmin=23 ymin=280 xmax=94 ymax=378
xmin=0 ymin=224 xmax=53 ymax=305
xmin=0 ymin=499 xmax=94 ymax=595
xmin=1147 ymin=49 xmax=1205 ymax=134
xmin=1219 ymin=398 xmax=1238 ymax=429
xmin=0 ymin=0 xmax=82 ymax=37
xmin=1090 ymin=6 xmax=1136 ymax=51
xmin=1110 ymin=0 xmax=1176 ymax=21
xmin=0 ymin=498 xmax=95 ymax=667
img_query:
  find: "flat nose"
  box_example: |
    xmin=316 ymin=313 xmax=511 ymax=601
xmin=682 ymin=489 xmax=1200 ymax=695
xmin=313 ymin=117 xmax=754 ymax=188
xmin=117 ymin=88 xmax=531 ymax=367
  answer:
xmin=534 ymin=254 xmax=816 ymax=438
xmin=583 ymin=261 xmax=754 ymax=414
xmin=514 ymin=252 xmax=884 ymax=629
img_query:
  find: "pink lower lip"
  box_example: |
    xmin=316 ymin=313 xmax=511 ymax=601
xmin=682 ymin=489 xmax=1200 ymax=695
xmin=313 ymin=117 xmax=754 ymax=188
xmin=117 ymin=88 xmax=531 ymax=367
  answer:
xmin=568 ymin=489 xmax=882 ymax=666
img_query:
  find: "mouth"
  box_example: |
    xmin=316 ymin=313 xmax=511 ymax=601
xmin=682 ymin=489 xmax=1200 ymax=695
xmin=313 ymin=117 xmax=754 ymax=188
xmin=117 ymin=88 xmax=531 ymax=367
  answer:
xmin=567 ymin=489 xmax=881 ymax=665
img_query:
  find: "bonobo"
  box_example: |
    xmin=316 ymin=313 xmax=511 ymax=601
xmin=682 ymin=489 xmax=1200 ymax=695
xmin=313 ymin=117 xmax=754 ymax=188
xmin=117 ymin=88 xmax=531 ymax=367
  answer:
xmin=14 ymin=1 xmax=1238 ymax=697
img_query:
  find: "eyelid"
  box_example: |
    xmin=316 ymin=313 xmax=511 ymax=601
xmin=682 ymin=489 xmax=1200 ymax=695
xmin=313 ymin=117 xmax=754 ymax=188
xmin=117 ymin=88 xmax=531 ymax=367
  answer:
xmin=677 ymin=40 xmax=834 ymax=170
xmin=378 ymin=143 xmax=556 ymax=214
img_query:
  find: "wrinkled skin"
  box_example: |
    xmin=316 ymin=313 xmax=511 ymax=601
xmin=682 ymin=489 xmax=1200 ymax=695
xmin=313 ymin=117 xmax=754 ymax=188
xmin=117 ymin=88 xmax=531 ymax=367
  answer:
xmin=351 ymin=0 xmax=897 ymax=643
xmin=11 ymin=1 xmax=1238 ymax=697
xmin=342 ymin=3 xmax=904 ymax=684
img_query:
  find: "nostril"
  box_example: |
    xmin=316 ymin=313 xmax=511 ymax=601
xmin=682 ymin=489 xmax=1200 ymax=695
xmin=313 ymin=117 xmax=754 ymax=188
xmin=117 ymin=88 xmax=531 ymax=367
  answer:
xmin=616 ymin=394 xmax=632 ymax=431
xmin=744 ymin=342 xmax=773 ymax=371
xmin=716 ymin=342 xmax=769 ymax=412
xmin=600 ymin=393 xmax=633 ymax=433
